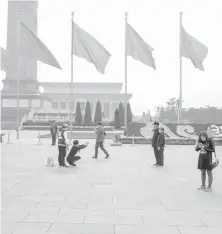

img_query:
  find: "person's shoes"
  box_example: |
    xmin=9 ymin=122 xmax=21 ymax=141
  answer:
xmin=59 ymin=165 xmax=63 ymax=168
xmin=153 ymin=163 xmax=158 ymax=166
xmin=105 ymin=155 xmax=110 ymax=159
xmin=71 ymin=163 xmax=76 ymax=167
xmin=198 ymin=185 xmax=206 ymax=190
xmin=62 ymin=165 xmax=69 ymax=168
xmin=205 ymin=187 xmax=212 ymax=192
xmin=92 ymin=156 xmax=98 ymax=159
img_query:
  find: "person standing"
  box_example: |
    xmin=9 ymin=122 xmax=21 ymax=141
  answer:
xmin=152 ymin=121 xmax=160 ymax=166
xmin=58 ymin=125 xmax=68 ymax=167
xmin=195 ymin=131 xmax=215 ymax=192
xmin=157 ymin=127 xmax=165 ymax=166
xmin=92 ymin=122 xmax=109 ymax=159
xmin=50 ymin=120 xmax=58 ymax=146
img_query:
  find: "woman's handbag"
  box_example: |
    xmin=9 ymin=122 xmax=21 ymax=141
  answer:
xmin=211 ymin=152 xmax=219 ymax=170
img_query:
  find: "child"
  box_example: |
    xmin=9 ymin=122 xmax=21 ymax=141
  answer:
xmin=58 ymin=125 xmax=68 ymax=168
xmin=157 ymin=127 xmax=165 ymax=166
xmin=66 ymin=140 xmax=89 ymax=166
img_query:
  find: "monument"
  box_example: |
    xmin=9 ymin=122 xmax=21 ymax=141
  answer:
xmin=1 ymin=0 xmax=132 ymax=130
xmin=2 ymin=0 xmax=38 ymax=94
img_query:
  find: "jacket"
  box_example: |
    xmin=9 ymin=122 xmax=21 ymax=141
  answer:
xmin=95 ymin=126 xmax=106 ymax=142
xmin=67 ymin=144 xmax=86 ymax=158
xmin=195 ymin=139 xmax=215 ymax=155
xmin=50 ymin=125 xmax=57 ymax=135
xmin=58 ymin=131 xmax=66 ymax=146
xmin=157 ymin=132 xmax=165 ymax=148
xmin=152 ymin=128 xmax=159 ymax=147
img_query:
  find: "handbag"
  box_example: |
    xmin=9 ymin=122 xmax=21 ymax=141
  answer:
xmin=211 ymin=152 xmax=219 ymax=170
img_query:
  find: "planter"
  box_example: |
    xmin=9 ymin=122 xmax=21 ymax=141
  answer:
xmin=120 ymin=137 xmax=196 ymax=145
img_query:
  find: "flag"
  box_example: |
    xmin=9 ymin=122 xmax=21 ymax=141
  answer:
xmin=20 ymin=21 xmax=62 ymax=69
xmin=0 ymin=47 xmax=8 ymax=72
xmin=126 ymin=23 xmax=156 ymax=70
xmin=180 ymin=26 xmax=208 ymax=71
xmin=72 ymin=22 xmax=111 ymax=74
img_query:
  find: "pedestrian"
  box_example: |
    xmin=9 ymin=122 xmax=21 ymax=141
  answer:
xmin=152 ymin=121 xmax=160 ymax=166
xmin=50 ymin=120 xmax=57 ymax=145
xmin=66 ymin=140 xmax=89 ymax=166
xmin=195 ymin=131 xmax=215 ymax=192
xmin=157 ymin=127 xmax=165 ymax=166
xmin=58 ymin=125 xmax=68 ymax=168
xmin=92 ymin=122 xmax=109 ymax=159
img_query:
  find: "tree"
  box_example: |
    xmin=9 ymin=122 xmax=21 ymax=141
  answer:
xmin=114 ymin=108 xmax=121 ymax=129
xmin=119 ymin=102 xmax=125 ymax=125
xmin=75 ymin=101 xmax=82 ymax=125
xmin=166 ymin=97 xmax=178 ymax=110
xmin=94 ymin=100 xmax=102 ymax=123
xmin=127 ymin=102 xmax=132 ymax=123
xmin=83 ymin=101 xmax=92 ymax=126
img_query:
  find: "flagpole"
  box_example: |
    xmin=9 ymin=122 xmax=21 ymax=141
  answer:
xmin=16 ymin=14 xmax=20 ymax=139
xmin=70 ymin=12 xmax=74 ymax=145
xmin=179 ymin=12 xmax=183 ymax=123
xmin=124 ymin=12 xmax=128 ymax=136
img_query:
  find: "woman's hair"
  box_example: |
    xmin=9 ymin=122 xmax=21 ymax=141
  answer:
xmin=198 ymin=131 xmax=208 ymax=142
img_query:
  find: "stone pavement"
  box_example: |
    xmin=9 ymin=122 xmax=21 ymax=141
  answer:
xmin=1 ymin=136 xmax=222 ymax=234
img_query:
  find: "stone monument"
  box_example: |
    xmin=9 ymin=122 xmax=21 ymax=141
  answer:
xmin=2 ymin=0 xmax=39 ymax=94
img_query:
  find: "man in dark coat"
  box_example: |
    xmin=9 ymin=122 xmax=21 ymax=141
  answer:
xmin=152 ymin=121 xmax=160 ymax=165
xmin=92 ymin=122 xmax=109 ymax=159
xmin=50 ymin=120 xmax=58 ymax=145
xmin=66 ymin=140 xmax=89 ymax=166
xmin=157 ymin=127 xmax=165 ymax=166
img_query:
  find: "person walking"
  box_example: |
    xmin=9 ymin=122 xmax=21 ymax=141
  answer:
xmin=50 ymin=120 xmax=58 ymax=146
xmin=92 ymin=122 xmax=109 ymax=159
xmin=195 ymin=131 xmax=215 ymax=192
xmin=157 ymin=127 xmax=165 ymax=166
xmin=58 ymin=125 xmax=68 ymax=167
xmin=152 ymin=121 xmax=160 ymax=166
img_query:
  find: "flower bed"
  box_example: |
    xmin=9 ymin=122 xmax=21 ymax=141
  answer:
xmin=120 ymin=137 xmax=196 ymax=145
xmin=21 ymin=125 xmax=117 ymax=131
xmin=120 ymin=136 xmax=222 ymax=145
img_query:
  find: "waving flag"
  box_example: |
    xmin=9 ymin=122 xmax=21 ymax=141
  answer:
xmin=181 ymin=26 xmax=208 ymax=71
xmin=72 ymin=22 xmax=111 ymax=74
xmin=127 ymin=23 xmax=156 ymax=70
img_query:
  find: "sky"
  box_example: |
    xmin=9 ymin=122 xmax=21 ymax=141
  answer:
xmin=0 ymin=0 xmax=222 ymax=114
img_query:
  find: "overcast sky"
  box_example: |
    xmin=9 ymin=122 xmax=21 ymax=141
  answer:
xmin=0 ymin=0 xmax=222 ymax=114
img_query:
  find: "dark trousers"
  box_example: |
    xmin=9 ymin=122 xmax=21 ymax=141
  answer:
xmin=158 ymin=147 xmax=164 ymax=166
xmin=95 ymin=142 xmax=109 ymax=157
xmin=52 ymin=134 xmax=56 ymax=145
xmin=58 ymin=146 xmax=66 ymax=166
xmin=153 ymin=147 xmax=159 ymax=164
xmin=67 ymin=155 xmax=81 ymax=165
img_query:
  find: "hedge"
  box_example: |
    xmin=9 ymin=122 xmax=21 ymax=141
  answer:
xmin=22 ymin=119 xmax=124 ymax=128
xmin=21 ymin=125 xmax=118 ymax=131
xmin=120 ymin=137 xmax=222 ymax=145
xmin=121 ymin=137 xmax=195 ymax=145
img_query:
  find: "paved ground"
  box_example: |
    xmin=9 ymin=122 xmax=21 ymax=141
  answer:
xmin=1 ymin=135 xmax=222 ymax=234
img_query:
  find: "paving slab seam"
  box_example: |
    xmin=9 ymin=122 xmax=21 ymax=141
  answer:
xmin=200 ymin=218 xmax=208 ymax=227
xmin=176 ymin=225 xmax=183 ymax=234
xmin=46 ymin=223 xmax=53 ymax=232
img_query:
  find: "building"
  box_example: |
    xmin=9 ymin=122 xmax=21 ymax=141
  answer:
xmin=1 ymin=0 xmax=132 ymax=129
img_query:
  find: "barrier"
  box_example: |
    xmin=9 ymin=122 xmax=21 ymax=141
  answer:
xmin=131 ymin=134 xmax=136 ymax=146
xmin=7 ymin=132 xmax=12 ymax=144
xmin=37 ymin=133 xmax=42 ymax=145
